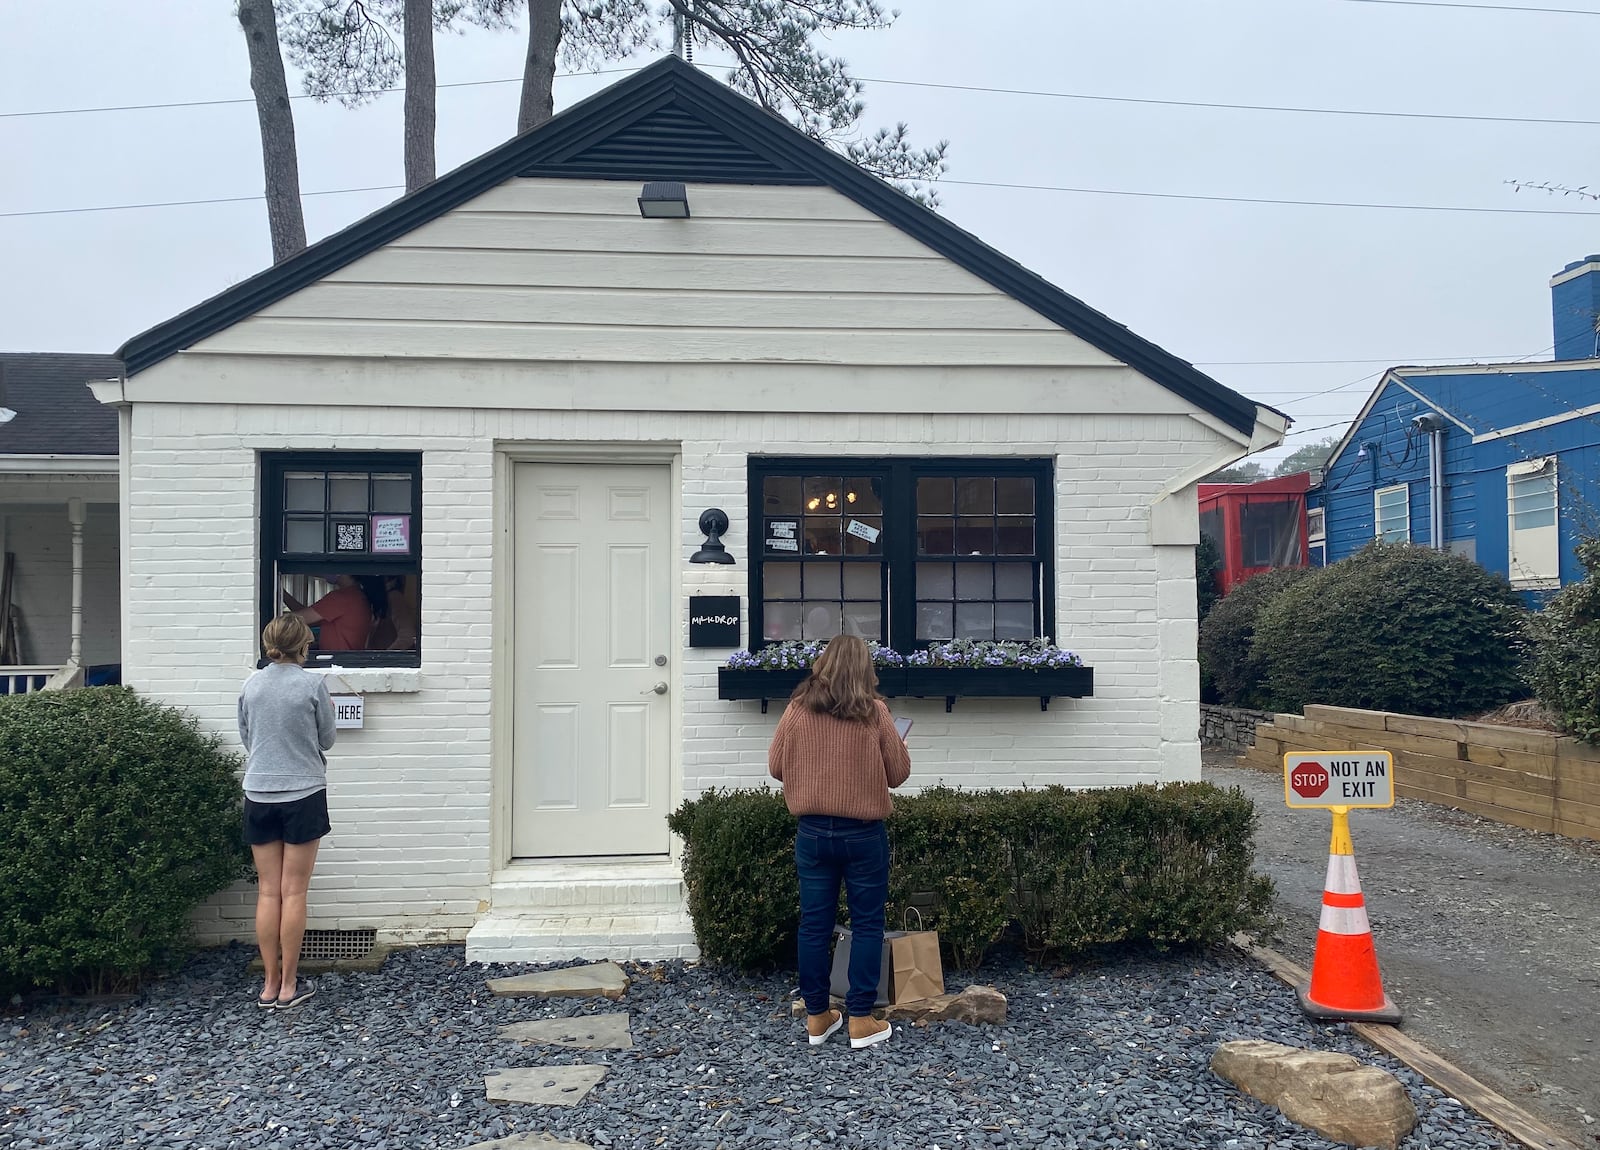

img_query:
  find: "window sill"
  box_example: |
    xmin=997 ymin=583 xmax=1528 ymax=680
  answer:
xmin=309 ymin=667 xmax=422 ymax=694
xmin=716 ymin=665 xmax=1093 ymax=713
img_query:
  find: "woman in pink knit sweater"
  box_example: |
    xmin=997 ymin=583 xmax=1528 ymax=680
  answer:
xmin=768 ymin=635 xmax=911 ymax=1049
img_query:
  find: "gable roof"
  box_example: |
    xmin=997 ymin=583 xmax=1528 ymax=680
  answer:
xmin=0 ymin=353 xmax=122 ymax=457
xmin=119 ymin=56 xmax=1263 ymax=435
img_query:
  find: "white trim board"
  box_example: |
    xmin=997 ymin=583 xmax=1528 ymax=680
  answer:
xmin=1474 ymin=402 xmax=1600 ymax=443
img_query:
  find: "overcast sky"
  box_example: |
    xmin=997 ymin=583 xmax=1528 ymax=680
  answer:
xmin=5 ymin=0 xmax=1600 ymax=465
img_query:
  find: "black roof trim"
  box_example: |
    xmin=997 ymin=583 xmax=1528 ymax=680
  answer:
xmin=119 ymin=56 xmax=1261 ymax=434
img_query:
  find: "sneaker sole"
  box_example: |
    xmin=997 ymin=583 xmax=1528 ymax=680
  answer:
xmin=807 ymin=1014 xmax=842 ymax=1046
xmin=849 ymin=1026 xmax=892 ymax=1050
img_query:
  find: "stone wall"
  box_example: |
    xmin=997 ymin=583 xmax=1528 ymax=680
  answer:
xmin=1201 ymin=704 xmax=1273 ymax=754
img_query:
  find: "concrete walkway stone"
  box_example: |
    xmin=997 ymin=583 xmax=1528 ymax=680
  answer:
xmin=486 ymin=961 xmax=629 ymax=1001
xmin=463 ymin=1135 xmax=593 ymax=1149
xmin=484 ymin=1065 xmax=608 ymax=1106
xmin=498 ymin=1012 xmax=633 ymax=1050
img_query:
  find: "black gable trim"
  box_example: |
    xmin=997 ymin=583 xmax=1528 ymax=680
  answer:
xmin=118 ymin=56 xmax=1261 ymax=434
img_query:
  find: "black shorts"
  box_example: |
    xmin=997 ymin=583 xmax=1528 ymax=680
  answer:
xmin=244 ymin=790 xmax=331 ymax=846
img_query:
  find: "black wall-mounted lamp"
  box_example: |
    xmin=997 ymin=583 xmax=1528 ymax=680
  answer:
xmin=638 ymin=181 xmax=691 ymax=219
xmin=691 ymin=508 xmax=735 ymax=564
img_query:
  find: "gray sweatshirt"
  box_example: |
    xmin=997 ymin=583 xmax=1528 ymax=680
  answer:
xmin=238 ymin=662 xmax=337 ymax=802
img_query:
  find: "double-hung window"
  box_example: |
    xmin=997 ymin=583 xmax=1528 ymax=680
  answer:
xmin=748 ymin=458 xmax=1054 ymax=652
xmin=1374 ymin=484 xmax=1409 ymax=543
xmin=1507 ymin=457 xmax=1559 ymax=588
xmin=260 ymin=452 xmax=422 ymax=667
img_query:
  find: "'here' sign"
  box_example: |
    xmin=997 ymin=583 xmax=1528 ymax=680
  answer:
xmin=1283 ymin=751 xmax=1394 ymax=809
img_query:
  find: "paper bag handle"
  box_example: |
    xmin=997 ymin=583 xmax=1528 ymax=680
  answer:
xmin=902 ymin=906 xmax=925 ymax=932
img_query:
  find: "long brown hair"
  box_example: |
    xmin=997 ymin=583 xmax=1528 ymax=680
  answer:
xmin=791 ymin=635 xmax=879 ymax=722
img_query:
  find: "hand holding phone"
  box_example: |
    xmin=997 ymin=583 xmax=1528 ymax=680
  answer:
xmin=893 ymin=716 xmax=913 ymax=741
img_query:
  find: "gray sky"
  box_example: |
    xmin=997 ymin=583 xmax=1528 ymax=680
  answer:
xmin=5 ymin=0 xmax=1600 ymax=466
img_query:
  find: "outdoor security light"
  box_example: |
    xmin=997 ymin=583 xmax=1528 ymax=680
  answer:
xmin=638 ymin=181 xmax=691 ymax=219
xmin=691 ymin=508 xmax=735 ymax=564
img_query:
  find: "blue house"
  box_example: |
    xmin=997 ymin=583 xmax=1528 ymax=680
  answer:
xmin=1310 ymin=256 xmax=1600 ymax=598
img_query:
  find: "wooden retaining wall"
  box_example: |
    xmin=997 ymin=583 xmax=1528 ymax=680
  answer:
xmin=1239 ymin=705 xmax=1600 ymax=843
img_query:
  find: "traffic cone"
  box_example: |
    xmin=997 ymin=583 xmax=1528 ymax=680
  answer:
xmin=1298 ymin=809 xmax=1402 ymax=1024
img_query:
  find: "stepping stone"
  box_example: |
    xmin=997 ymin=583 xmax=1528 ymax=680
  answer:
xmin=486 ymin=961 xmax=629 ymax=1001
xmin=498 ymin=1013 xmax=633 ymax=1050
xmin=463 ymin=1135 xmax=593 ymax=1150
xmin=484 ymin=1065 xmax=608 ymax=1107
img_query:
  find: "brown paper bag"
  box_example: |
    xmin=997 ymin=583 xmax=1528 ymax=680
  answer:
xmin=889 ymin=909 xmax=945 ymax=1003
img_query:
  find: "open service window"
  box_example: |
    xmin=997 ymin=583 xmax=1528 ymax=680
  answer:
xmin=260 ymin=452 xmax=421 ymax=667
xmin=748 ymin=457 xmax=1054 ymax=651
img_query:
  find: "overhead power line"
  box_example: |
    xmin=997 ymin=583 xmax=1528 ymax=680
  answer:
xmin=0 ymin=185 xmax=403 ymax=219
xmin=1331 ymin=0 xmax=1600 ymax=15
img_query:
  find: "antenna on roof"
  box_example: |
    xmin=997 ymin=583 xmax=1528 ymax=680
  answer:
xmin=672 ymin=2 xmax=694 ymax=62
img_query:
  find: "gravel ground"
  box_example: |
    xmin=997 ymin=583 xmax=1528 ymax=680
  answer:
xmin=1207 ymin=753 xmax=1600 ymax=1142
xmin=2 ymin=943 xmax=1520 ymax=1150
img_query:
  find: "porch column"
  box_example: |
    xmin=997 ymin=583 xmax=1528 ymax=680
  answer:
xmin=68 ymin=497 xmax=83 ymax=668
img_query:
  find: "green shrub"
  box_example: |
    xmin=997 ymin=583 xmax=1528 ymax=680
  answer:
xmin=1254 ymin=542 xmax=1527 ymax=717
xmin=0 ymin=688 xmax=248 ymax=994
xmin=1198 ymin=567 xmax=1315 ymax=708
xmin=669 ymin=782 xmax=1273 ymax=973
xmin=1195 ymin=533 xmax=1224 ymax=622
xmin=1530 ymin=536 xmax=1600 ymax=743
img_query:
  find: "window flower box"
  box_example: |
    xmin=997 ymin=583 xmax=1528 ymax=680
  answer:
xmin=902 ymin=665 xmax=1094 ymax=711
xmin=718 ymin=642 xmax=906 ymax=711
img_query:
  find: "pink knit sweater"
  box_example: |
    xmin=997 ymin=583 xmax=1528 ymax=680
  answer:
xmin=767 ymin=698 xmax=912 ymax=820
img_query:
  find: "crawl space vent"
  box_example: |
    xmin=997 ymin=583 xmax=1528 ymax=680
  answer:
xmin=299 ymin=928 xmax=377 ymax=962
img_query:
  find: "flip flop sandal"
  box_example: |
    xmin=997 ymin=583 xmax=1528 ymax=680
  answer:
xmin=276 ymin=980 xmax=317 ymax=1010
xmin=256 ymin=993 xmax=277 ymax=1009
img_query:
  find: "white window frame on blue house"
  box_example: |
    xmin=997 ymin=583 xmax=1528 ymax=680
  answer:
xmin=1374 ymin=484 xmax=1409 ymax=543
xmin=1306 ymin=507 xmax=1326 ymax=566
xmin=1507 ymin=457 xmax=1559 ymax=589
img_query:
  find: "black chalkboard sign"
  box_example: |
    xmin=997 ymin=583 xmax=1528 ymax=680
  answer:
xmin=689 ymin=595 xmax=741 ymax=648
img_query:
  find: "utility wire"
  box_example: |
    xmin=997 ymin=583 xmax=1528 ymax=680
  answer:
xmin=1331 ymin=0 xmax=1600 ymax=15
xmin=0 ymin=185 xmax=403 ymax=219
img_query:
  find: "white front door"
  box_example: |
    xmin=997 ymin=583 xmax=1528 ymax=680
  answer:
xmin=511 ymin=462 xmax=673 ymax=857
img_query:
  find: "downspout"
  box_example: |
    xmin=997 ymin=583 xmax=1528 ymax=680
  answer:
xmin=1415 ymin=415 xmax=1446 ymax=549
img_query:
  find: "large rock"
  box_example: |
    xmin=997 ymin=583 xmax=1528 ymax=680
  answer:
xmin=486 ymin=961 xmax=629 ymax=1001
xmin=1211 ymin=1039 xmax=1418 ymax=1150
xmin=789 ymin=985 xmax=1007 ymax=1026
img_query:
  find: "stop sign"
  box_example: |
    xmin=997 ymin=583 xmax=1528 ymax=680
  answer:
xmin=1290 ymin=762 xmax=1330 ymax=799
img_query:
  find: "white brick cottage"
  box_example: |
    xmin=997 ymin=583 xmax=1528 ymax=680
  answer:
xmin=96 ymin=58 xmax=1284 ymax=961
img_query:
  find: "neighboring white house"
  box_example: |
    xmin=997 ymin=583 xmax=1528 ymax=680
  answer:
xmin=96 ymin=58 xmax=1285 ymax=961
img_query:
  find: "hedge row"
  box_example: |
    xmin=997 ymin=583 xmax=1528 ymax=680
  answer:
xmin=667 ymin=783 xmax=1274 ymax=972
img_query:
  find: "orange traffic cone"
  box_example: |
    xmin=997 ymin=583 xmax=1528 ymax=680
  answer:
xmin=1298 ymin=809 xmax=1402 ymax=1024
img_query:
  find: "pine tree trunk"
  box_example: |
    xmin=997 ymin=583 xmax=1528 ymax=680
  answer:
xmin=403 ymin=0 xmax=436 ymax=192
xmin=237 ymin=0 xmax=306 ymax=263
xmin=518 ymin=0 xmax=562 ymax=134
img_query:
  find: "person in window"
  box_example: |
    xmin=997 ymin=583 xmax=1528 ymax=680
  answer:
xmin=238 ymin=614 xmax=335 ymax=1009
xmin=282 ymin=575 xmax=386 ymax=652
xmin=368 ymin=575 xmax=418 ymax=652
xmin=767 ymin=635 xmax=912 ymax=1050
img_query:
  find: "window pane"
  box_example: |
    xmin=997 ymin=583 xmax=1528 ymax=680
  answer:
xmin=995 ymin=562 xmax=1033 ymax=599
xmin=997 ymin=518 xmax=1034 ymax=555
xmin=843 ymin=563 xmax=881 ymax=600
xmin=916 ymin=601 xmax=953 ymax=640
xmin=954 ymin=602 xmax=995 ymax=640
xmin=1513 ymin=506 xmax=1557 ymax=531
xmin=764 ymin=602 xmax=802 ymax=641
xmin=285 ymin=473 xmax=325 ymax=511
xmin=843 ymin=477 xmax=882 ymax=515
xmin=284 ymin=517 xmax=323 ymax=554
xmin=955 ymin=565 xmax=993 ymax=600
xmin=803 ymin=476 xmax=843 ymax=515
xmin=329 ymin=474 xmax=369 ymax=513
xmin=916 ymin=562 xmax=953 ymax=599
xmin=804 ymin=562 xmax=841 ymax=600
xmin=764 ymin=563 xmax=802 ymax=600
xmin=956 ymin=517 xmax=995 ymax=555
xmin=372 ymin=475 xmax=412 ymax=514
xmin=841 ymin=602 xmax=882 ymax=641
xmin=764 ymin=476 xmax=803 ymax=515
xmin=996 ymin=477 xmax=1034 ymax=515
xmin=803 ymin=520 xmax=841 ymax=555
xmin=842 ymin=515 xmax=883 ymax=556
xmin=801 ymin=602 xmax=842 ymax=639
xmin=995 ymin=602 xmax=1035 ymax=640
xmin=918 ymin=517 xmax=954 ymax=555
xmin=956 ymin=477 xmax=994 ymax=515
xmin=917 ymin=477 xmax=954 ymax=515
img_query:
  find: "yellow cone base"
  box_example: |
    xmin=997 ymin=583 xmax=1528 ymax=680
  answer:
xmin=1297 ymin=985 xmax=1402 ymax=1025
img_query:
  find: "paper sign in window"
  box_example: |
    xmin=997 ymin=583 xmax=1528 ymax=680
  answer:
xmin=372 ymin=514 xmax=411 ymax=554
xmin=846 ymin=519 xmax=881 ymax=543
xmin=766 ymin=519 xmax=800 ymax=552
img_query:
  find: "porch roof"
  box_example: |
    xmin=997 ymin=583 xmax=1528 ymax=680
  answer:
xmin=0 ymin=353 xmax=121 ymax=457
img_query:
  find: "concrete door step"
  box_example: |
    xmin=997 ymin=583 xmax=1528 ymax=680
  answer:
xmin=466 ymin=911 xmax=699 ymax=964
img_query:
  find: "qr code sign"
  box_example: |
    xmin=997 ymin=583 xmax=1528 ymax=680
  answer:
xmin=335 ymin=523 xmax=367 ymax=552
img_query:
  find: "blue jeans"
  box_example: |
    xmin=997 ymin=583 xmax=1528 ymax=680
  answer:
xmin=795 ymin=815 xmax=890 ymax=1018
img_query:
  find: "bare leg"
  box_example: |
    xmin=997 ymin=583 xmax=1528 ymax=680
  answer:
xmin=251 ymin=841 xmax=285 ymax=1001
xmin=277 ymin=838 xmax=321 ymax=1002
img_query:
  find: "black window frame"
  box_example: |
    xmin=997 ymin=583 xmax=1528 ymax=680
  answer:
xmin=260 ymin=451 xmax=423 ymax=669
xmin=747 ymin=456 xmax=1055 ymax=653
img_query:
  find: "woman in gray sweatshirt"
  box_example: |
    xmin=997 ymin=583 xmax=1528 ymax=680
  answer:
xmin=238 ymin=613 xmax=336 ymax=1009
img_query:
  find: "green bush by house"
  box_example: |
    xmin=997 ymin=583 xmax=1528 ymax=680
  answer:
xmin=0 ymin=688 xmax=248 ymax=994
xmin=1530 ymin=536 xmax=1600 ymax=744
xmin=669 ymin=783 xmax=1274 ymax=972
xmin=1199 ymin=566 xmax=1314 ymax=709
xmin=1253 ymin=542 xmax=1527 ymax=718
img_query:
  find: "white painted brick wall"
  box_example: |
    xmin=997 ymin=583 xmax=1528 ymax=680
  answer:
xmin=122 ymin=400 xmax=1223 ymax=943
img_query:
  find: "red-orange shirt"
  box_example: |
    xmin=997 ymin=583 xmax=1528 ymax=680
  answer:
xmin=312 ymin=585 xmax=372 ymax=651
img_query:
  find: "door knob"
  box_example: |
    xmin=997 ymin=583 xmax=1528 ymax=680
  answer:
xmin=642 ymin=681 xmax=668 ymax=695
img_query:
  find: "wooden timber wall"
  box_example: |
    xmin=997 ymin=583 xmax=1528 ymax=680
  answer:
xmin=1240 ymin=705 xmax=1600 ymax=843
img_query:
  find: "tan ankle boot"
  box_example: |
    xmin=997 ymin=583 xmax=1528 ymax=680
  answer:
xmin=848 ymin=1015 xmax=891 ymax=1049
xmin=806 ymin=1009 xmax=842 ymax=1046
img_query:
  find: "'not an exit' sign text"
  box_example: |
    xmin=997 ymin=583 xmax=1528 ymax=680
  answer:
xmin=1283 ymin=751 xmax=1393 ymax=809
